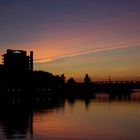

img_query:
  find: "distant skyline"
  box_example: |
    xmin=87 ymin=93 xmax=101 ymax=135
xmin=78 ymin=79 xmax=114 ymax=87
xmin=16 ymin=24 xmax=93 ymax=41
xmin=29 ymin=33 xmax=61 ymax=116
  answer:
xmin=0 ymin=0 xmax=140 ymax=81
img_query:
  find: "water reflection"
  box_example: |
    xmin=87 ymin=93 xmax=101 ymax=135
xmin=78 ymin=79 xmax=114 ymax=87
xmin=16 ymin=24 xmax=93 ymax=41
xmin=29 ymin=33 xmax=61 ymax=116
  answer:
xmin=0 ymin=109 xmax=33 ymax=139
xmin=0 ymin=91 xmax=140 ymax=140
xmin=0 ymin=98 xmax=65 ymax=139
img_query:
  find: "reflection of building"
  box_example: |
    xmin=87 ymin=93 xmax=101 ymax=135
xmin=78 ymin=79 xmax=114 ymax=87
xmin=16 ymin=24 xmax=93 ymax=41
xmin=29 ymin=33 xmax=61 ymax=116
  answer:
xmin=2 ymin=49 xmax=33 ymax=72
xmin=0 ymin=108 xmax=33 ymax=139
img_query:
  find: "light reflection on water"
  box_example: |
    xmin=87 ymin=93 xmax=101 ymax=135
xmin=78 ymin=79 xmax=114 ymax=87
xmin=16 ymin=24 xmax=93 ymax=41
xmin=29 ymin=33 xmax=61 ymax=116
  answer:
xmin=0 ymin=91 xmax=140 ymax=140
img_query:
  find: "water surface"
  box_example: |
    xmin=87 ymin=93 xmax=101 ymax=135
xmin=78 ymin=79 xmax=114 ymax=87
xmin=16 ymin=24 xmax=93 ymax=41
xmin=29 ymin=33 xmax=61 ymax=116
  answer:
xmin=0 ymin=91 xmax=140 ymax=140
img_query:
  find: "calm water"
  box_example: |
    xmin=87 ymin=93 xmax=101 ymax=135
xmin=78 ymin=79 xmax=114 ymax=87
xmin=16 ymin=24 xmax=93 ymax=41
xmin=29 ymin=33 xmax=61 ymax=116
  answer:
xmin=0 ymin=91 xmax=140 ymax=140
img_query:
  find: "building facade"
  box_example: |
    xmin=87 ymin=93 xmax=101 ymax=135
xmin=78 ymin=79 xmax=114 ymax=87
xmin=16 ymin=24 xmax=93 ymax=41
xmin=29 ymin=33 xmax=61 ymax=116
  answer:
xmin=2 ymin=49 xmax=33 ymax=72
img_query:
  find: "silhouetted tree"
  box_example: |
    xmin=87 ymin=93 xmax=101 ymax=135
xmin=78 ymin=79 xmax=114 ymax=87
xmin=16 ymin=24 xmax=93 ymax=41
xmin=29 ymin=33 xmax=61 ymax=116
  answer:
xmin=67 ymin=78 xmax=76 ymax=85
xmin=84 ymin=74 xmax=91 ymax=84
xmin=60 ymin=74 xmax=65 ymax=84
xmin=67 ymin=77 xmax=77 ymax=89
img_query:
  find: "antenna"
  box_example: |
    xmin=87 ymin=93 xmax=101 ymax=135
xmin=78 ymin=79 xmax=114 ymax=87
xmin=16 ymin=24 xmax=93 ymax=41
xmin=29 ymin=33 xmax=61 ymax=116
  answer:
xmin=109 ymin=74 xmax=111 ymax=83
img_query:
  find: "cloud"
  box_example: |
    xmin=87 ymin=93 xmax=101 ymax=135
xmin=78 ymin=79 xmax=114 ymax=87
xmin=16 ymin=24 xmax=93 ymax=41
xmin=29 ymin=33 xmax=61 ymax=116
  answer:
xmin=34 ymin=42 xmax=140 ymax=63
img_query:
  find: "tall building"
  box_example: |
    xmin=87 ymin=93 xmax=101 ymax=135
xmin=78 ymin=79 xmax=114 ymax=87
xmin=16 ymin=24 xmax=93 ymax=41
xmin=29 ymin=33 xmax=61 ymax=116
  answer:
xmin=2 ymin=49 xmax=33 ymax=72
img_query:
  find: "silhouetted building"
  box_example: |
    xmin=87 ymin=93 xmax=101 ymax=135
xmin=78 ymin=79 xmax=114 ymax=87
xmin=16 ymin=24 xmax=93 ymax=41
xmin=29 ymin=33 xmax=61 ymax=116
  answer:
xmin=2 ymin=49 xmax=33 ymax=72
xmin=0 ymin=64 xmax=4 ymax=72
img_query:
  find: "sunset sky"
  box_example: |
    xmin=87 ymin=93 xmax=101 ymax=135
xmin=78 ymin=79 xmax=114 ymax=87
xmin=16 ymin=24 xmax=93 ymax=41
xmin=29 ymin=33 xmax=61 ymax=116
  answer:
xmin=0 ymin=0 xmax=140 ymax=81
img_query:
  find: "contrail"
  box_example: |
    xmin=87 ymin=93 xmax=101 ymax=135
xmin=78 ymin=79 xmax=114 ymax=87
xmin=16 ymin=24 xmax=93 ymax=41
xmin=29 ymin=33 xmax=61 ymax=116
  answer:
xmin=34 ymin=42 xmax=140 ymax=63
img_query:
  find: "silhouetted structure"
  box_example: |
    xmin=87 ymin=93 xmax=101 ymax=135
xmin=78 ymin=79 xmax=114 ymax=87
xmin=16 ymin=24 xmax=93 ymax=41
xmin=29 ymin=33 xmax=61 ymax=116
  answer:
xmin=2 ymin=49 xmax=33 ymax=72
xmin=84 ymin=74 xmax=91 ymax=84
xmin=83 ymin=74 xmax=92 ymax=92
xmin=0 ymin=64 xmax=4 ymax=73
xmin=0 ymin=49 xmax=139 ymax=99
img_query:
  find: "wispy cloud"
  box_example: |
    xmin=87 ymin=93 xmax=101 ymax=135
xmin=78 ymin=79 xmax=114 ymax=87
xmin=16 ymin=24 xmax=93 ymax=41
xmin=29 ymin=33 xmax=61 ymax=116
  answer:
xmin=34 ymin=42 xmax=140 ymax=63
